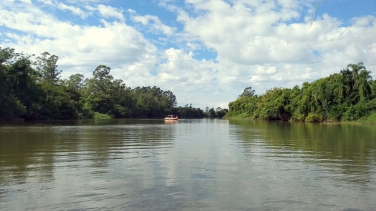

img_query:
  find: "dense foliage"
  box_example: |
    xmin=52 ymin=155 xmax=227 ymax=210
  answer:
xmin=0 ymin=47 xmax=208 ymax=120
xmin=227 ymin=62 xmax=376 ymax=122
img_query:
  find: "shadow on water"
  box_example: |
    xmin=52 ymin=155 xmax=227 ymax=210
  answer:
xmin=0 ymin=119 xmax=175 ymax=186
xmin=229 ymin=119 xmax=376 ymax=184
xmin=0 ymin=127 xmax=56 ymax=185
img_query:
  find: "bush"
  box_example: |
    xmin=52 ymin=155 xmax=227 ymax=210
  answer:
xmin=93 ymin=112 xmax=112 ymax=119
xmin=0 ymin=96 xmax=26 ymax=119
xmin=326 ymin=104 xmax=348 ymax=122
xmin=342 ymin=101 xmax=369 ymax=121
xmin=365 ymin=113 xmax=376 ymax=124
xmin=305 ymin=113 xmax=323 ymax=122
xmin=112 ymin=104 xmax=132 ymax=118
xmin=80 ymin=102 xmax=94 ymax=119
xmin=357 ymin=112 xmax=376 ymax=124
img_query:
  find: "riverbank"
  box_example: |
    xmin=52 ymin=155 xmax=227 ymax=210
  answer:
xmin=0 ymin=112 xmax=111 ymax=124
xmin=225 ymin=113 xmax=376 ymax=125
xmin=0 ymin=117 xmax=25 ymax=124
xmin=355 ymin=113 xmax=376 ymax=125
xmin=93 ymin=112 xmax=112 ymax=119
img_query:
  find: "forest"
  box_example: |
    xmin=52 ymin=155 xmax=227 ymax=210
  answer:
xmin=0 ymin=47 xmax=226 ymax=121
xmin=227 ymin=62 xmax=376 ymax=123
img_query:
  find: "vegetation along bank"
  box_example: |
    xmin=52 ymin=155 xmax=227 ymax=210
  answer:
xmin=226 ymin=62 xmax=376 ymax=124
xmin=0 ymin=47 xmax=227 ymax=121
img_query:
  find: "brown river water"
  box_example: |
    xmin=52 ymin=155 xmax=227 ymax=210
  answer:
xmin=1 ymin=119 xmax=376 ymax=210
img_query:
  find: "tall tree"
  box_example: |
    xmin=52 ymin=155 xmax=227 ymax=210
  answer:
xmin=35 ymin=52 xmax=61 ymax=84
xmin=239 ymin=86 xmax=256 ymax=97
xmin=356 ymin=69 xmax=372 ymax=99
xmin=65 ymin=74 xmax=84 ymax=93
xmin=93 ymin=65 xmax=112 ymax=81
xmin=0 ymin=48 xmax=28 ymax=118
xmin=347 ymin=62 xmax=366 ymax=90
xmin=334 ymin=73 xmax=350 ymax=99
xmin=83 ymin=65 xmax=114 ymax=114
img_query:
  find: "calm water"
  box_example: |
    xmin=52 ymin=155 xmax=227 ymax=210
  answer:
xmin=1 ymin=119 xmax=376 ymax=210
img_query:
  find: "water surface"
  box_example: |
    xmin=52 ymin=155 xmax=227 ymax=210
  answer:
xmin=1 ymin=119 xmax=375 ymax=210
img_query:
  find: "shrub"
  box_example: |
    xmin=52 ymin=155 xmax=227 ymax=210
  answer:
xmin=93 ymin=112 xmax=112 ymax=119
xmin=305 ymin=113 xmax=323 ymax=122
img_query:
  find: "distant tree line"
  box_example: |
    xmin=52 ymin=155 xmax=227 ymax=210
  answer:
xmin=203 ymin=106 xmax=228 ymax=118
xmin=227 ymin=62 xmax=376 ymax=122
xmin=0 ymin=47 xmax=215 ymax=121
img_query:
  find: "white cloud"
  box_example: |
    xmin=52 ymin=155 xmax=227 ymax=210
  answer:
xmin=351 ymin=16 xmax=376 ymax=27
xmin=1 ymin=0 xmax=376 ymax=109
xmin=131 ymin=14 xmax=175 ymax=36
xmin=150 ymin=48 xmax=236 ymax=107
xmin=36 ymin=0 xmax=54 ymax=6
xmin=176 ymin=0 xmax=376 ymax=97
xmin=0 ymin=2 xmax=156 ymax=80
xmin=57 ymin=3 xmax=88 ymax=19
xmin=97 ymin=4 xmax=125 ymax=22
xmin=158 ymin=1 xmax=179 ymax=13
xmin=19 ymin=0 xmax=31 ymax=4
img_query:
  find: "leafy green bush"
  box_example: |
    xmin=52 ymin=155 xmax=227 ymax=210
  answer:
xmin=364 ymin=113 xmax=376 ymax=124
xmin=305 ymin=113 xmax=323 ymax=122
xmin=80 ymin=102 xmax=94 ymax=119
xmin=326 ymin=103 xmax=348 ymax=122
xmin=342 ymin=101 xmax=369 ymax=121
xmin=112 ymin=104 xmax=132 ymax=118
xmin=93 ymin=112 xmax=112 ymax=119
xmin=0 ymin=96 xmax=26 ymax=118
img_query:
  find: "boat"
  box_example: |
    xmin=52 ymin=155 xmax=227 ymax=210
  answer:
xmin=164 ymin=115 xmax=178 ymax=120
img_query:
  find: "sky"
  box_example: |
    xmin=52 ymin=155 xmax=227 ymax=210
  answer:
xmin=1 ymin=0 xmax=376 ymax=109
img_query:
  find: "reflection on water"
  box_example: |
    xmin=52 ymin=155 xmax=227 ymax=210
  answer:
xmin=1 ymin=118 xmax=376 ymax=210
xmin=230 ymin=119 xmax=376 ymax=183
xmin=229 ymin=120 xmax=376 ymax=210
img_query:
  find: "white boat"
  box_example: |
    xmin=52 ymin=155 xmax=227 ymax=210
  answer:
xmin=164 ymin=115 xmax=178 ymax=120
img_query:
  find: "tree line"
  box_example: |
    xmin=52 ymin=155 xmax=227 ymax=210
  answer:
xmin=227 ymin=62 xmax=376 ymax=122
xmin=1 ymin=47 xmax=225 ymax=121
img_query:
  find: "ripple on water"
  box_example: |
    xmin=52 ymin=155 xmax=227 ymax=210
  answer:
xmin=1 ymin=119 xmax=376 ymax=210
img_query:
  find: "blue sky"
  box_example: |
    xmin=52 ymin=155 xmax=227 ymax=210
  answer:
xmin=1 ymin=0 xmax=376 ymax=108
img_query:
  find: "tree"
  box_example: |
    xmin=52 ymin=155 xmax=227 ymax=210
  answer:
xmin=227 ymin=62 xmax=375 ymax=122
xmin=82 ymin=65 xmax=115 ymax=115
xmin=1 ymin=47 xmax=186 ymax=120
xmin=93 ymin=65 xmax=112 ymax=81
xmin=0 ymin=47 xmax=14 ymax=64
xmin=371 ymin=80 xmax=376 ymax=98
xmin=0 ymin=48 xmax=28 ymax=119
xmin=239 ymin=86 xmax=256 ymax=98
xmin=356 ymin=69 xmax=372 ymax=99
xmin=209 ymin=107 xmax=216 ymax=117
xmin=35 ymin=52 xmax=61 ymax=84
xmin=215 ymin=107 xmax=228 ymax=118
xmin=65 ymin=74 xmax=84 ymax=92
xmin=311 ymin=78 xmax=332 ymax=113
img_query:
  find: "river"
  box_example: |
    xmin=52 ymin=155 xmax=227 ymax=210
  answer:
xmin=1 ymin=119 xmax=376 ymax=210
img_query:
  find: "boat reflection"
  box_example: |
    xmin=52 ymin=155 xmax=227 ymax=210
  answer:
xmin=164 ymin=119 xmax=178 ymax=124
